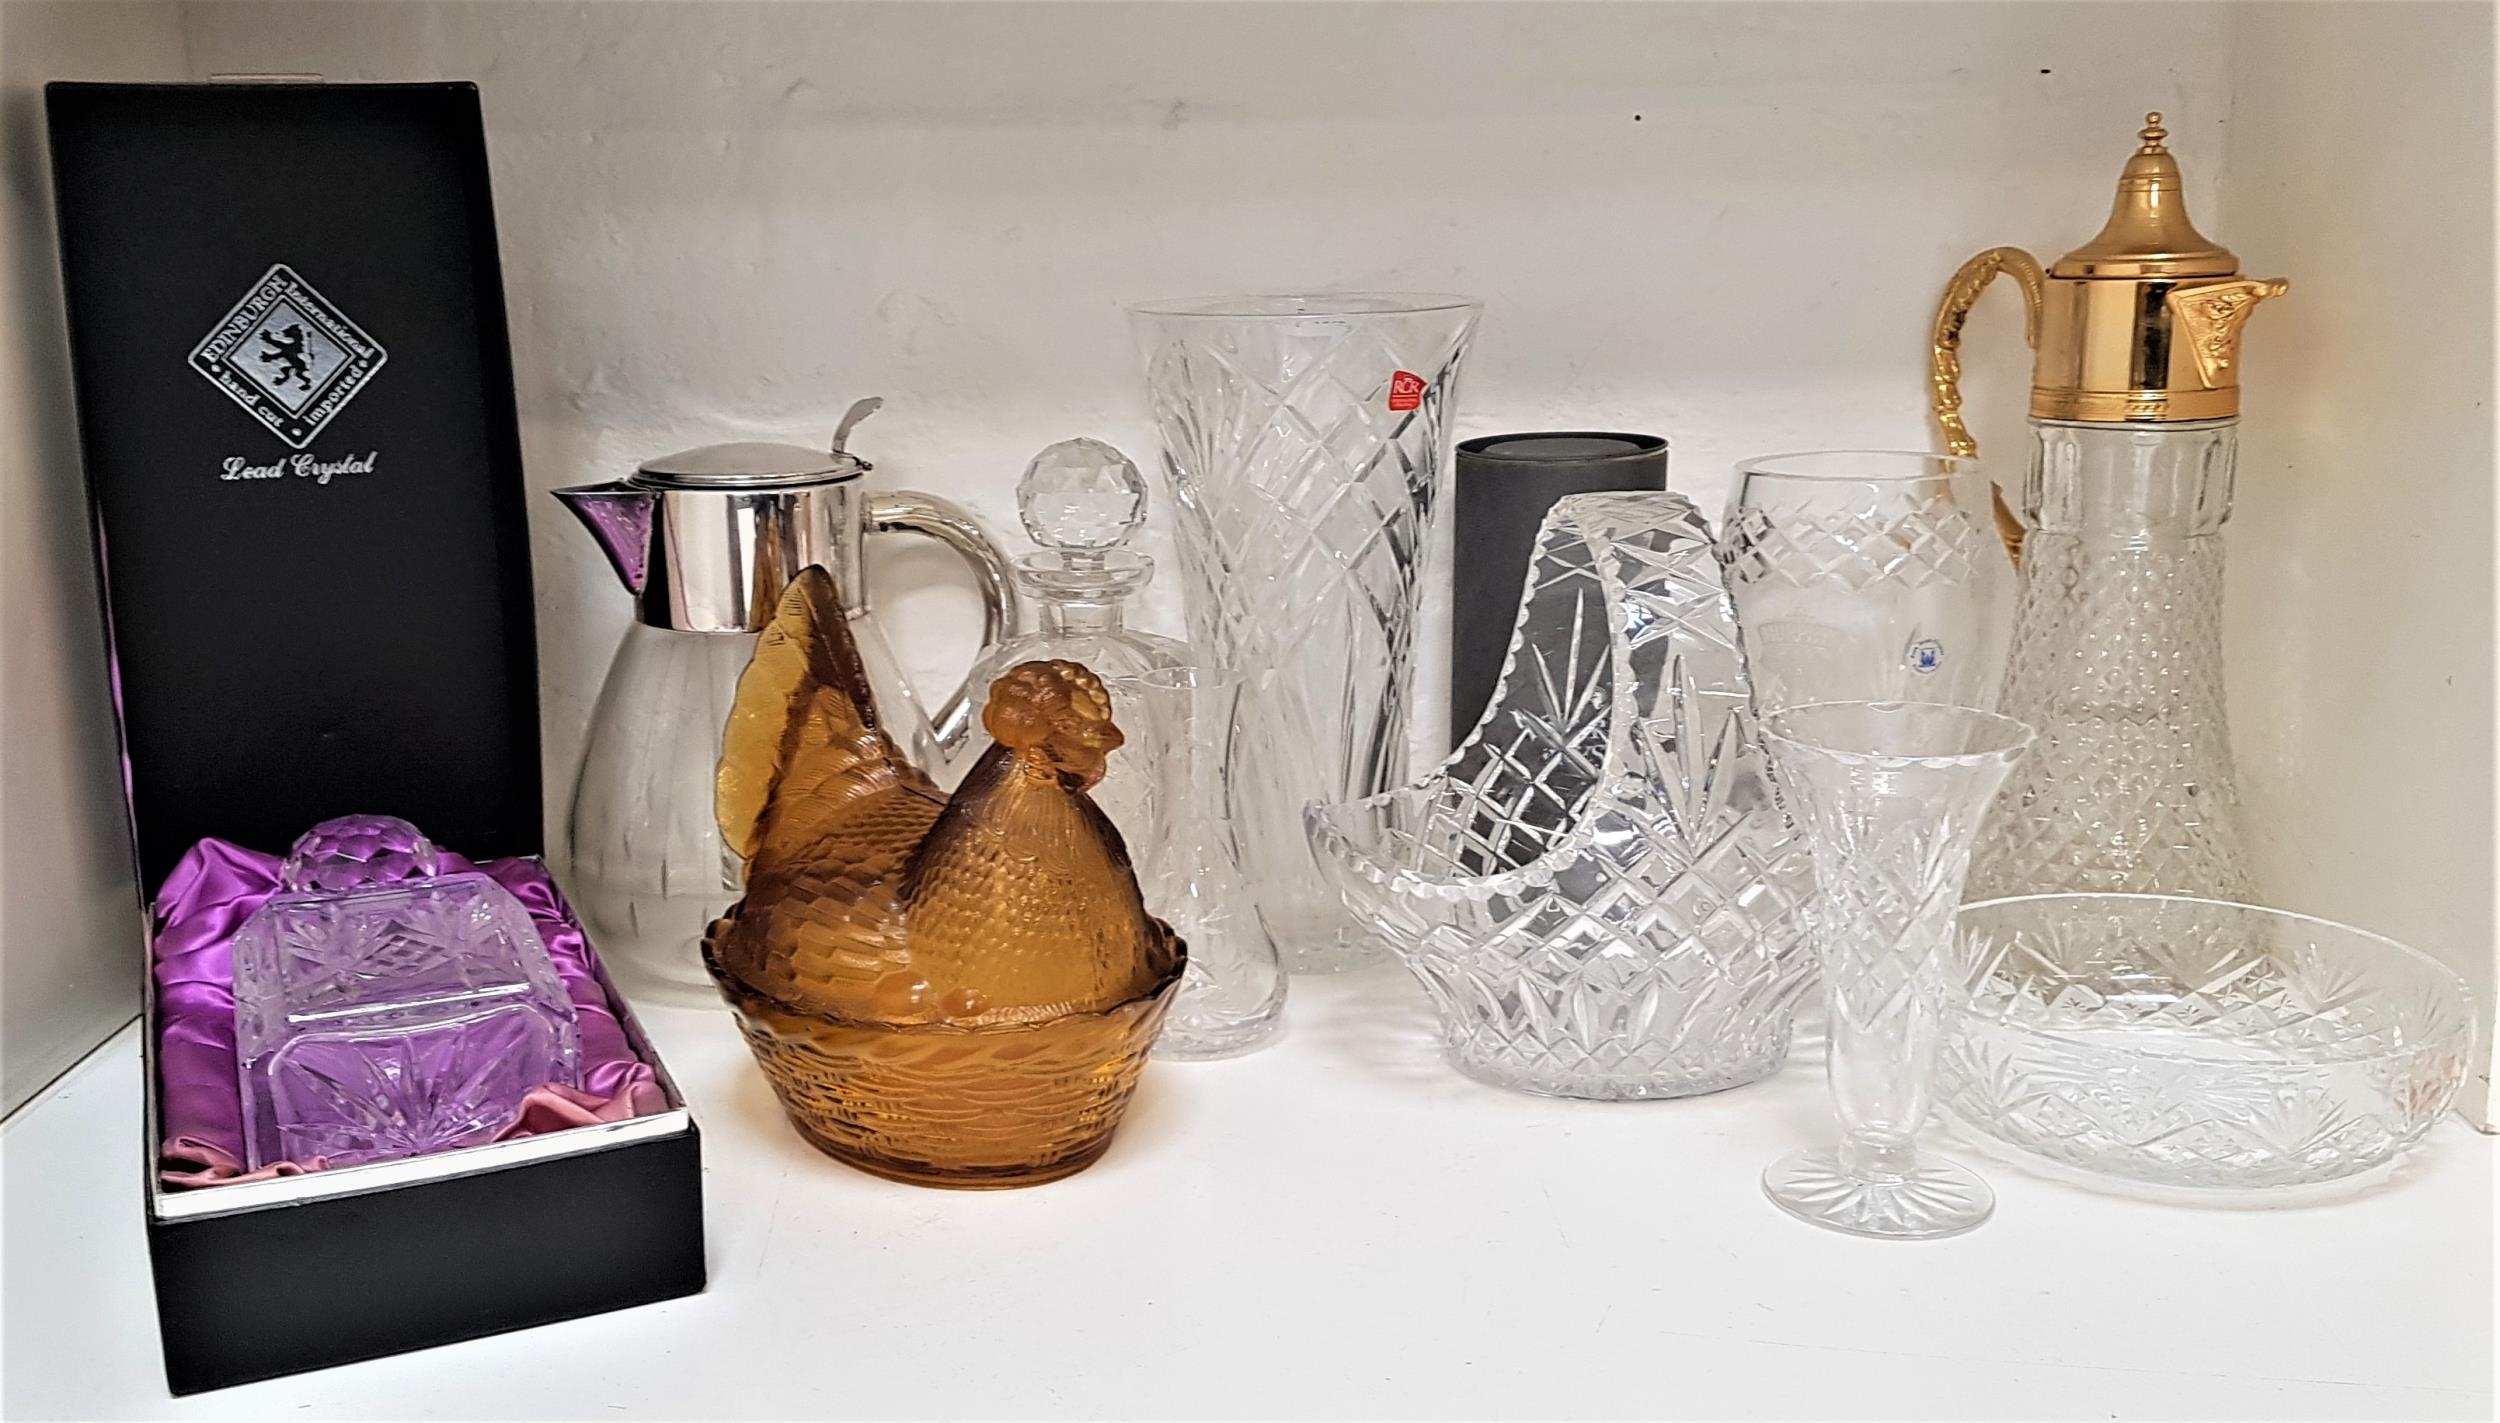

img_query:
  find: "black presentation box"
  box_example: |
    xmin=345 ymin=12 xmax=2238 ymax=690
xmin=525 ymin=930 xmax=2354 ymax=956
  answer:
xmin=46 ymin=81 xmax=706 ymax=1395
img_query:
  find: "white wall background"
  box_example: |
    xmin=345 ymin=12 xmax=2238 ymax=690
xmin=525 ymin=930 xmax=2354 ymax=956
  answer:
xmin=1 ymin=2 xmax=187 ymax=1114
xmin=7 ymin=2 xmax=2490 ymax=1124
xmin=2221 ymin=2 xmax=2497 ymax=1124
xmin=172 ymin=0 xmax=2236 ymax=798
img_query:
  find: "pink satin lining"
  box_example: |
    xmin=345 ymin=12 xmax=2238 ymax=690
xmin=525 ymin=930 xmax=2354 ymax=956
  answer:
xmin=153 ymin=837 xmax=666 ymax=1188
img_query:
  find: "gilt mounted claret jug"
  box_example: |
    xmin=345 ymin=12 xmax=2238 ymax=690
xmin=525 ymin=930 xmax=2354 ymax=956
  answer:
xmin=1933 ymin=114 xmax=2287 ymax=902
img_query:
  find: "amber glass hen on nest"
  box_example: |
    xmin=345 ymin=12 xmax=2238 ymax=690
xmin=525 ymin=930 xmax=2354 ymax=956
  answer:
xmin=703 ymin=567 xmax=1183 ymax=1187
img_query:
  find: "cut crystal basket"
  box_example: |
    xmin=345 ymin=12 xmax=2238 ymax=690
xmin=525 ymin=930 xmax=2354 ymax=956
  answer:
xmin=1307 ymin=492 xmax=1814 ymax=1098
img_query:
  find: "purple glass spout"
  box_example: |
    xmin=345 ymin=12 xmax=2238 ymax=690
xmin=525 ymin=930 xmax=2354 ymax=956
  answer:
xmin=231 ymin=815 xmax=583 ymax=1170
xmin=554 ymin=481 xmax=658 ymax=594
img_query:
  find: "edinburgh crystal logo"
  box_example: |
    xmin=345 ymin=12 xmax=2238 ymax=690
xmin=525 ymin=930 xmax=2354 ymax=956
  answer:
xmin=189 ymin=264 xmax=386 ymax=448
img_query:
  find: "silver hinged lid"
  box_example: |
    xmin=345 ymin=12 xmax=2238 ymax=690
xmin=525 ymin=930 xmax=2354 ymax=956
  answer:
xmin=632 ymin=441 xmax=867 ymax=490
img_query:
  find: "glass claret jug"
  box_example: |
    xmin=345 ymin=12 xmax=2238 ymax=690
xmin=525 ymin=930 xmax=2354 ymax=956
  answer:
xmin=1933 ymin=114 xmax=2287 ymax=901
xmin=555 ymin=400 xmax=1018 ymax=1004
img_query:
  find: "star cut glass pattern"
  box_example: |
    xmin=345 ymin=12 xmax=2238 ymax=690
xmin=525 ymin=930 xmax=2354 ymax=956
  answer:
xmin=189 ymin=263 xmax=387 ymax=448
xmin=1308 ymin=493 xmax=1814 ymax=1099
xmin=1941 ymin=894 xmax=2475 ymax=1195
xmin=1133 ymin=294 xmax=1480 ymax=974
xmin=232 ymin=816 xmax=581 ymax=1170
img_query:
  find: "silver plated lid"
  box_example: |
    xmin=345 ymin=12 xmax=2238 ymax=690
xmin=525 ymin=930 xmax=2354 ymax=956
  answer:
xmin=632 ymin=440 xmax=867 ymax=490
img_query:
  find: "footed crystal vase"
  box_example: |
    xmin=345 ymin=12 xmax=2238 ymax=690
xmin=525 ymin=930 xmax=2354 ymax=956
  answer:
xmin=1308 ymin=492 xmax=1815 ymax=1098
xmin=1132 ymin=293 xmax=1481 ymax=974
xmin=1757 ymin=702 xmax=2032 ymax=1239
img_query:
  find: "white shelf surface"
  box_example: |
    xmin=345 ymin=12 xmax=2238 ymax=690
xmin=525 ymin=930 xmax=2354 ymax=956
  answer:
xmin=4 ymin=968 xmax=2491 ymax=1420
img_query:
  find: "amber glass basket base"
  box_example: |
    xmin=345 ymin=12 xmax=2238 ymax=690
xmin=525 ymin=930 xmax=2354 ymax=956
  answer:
xmin=793 ymin=1121 xmax=1118 ymax=1190
xmin=706 ymin=922 xmax=1183 ymax=1190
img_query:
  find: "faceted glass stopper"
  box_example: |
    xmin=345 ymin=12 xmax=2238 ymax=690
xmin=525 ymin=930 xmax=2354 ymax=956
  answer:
xmin=280 ymin=814 xmax=441 ymax=893
xmin=1019 ymin=438 xmax=1147 ymax=558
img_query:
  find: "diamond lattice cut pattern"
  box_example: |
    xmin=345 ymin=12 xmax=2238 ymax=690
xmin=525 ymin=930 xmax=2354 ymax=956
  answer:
xmin=1970 ymin=532 xmax=2250 ymax=900
xmin=1309 ymin=493 xmax=1814 ymax=1098
xmin=1971 ymin=423 xmax=2252 ymax=901
xmin=1138 ymin=302 xmax=1476 ymax=972
xmin=1715 ymin=475 xmax=2006 ymax=713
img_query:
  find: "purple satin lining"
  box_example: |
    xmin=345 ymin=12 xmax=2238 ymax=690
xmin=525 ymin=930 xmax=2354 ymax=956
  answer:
xmin=153 ymin=837 xmax=665 ymax=1189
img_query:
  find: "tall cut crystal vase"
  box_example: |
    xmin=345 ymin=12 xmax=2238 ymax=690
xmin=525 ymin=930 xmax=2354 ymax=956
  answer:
xmin=1131 ymin=294 xmax=1481 ymax=974
xmin=1758 ymin=702 xmax=2033 ymax=1240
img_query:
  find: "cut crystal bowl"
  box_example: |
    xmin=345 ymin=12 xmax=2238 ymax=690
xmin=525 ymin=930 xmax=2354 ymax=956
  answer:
xmin=1941 ymin=894 xmax=2476 ymax=1196
xmin=1308 ymin=492 xmax=1813 ymax=1099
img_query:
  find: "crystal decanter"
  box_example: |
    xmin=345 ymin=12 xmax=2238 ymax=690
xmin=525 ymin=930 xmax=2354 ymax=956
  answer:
xmin=1933 ymin=114 xmax=2286 ymax=901
xmin=966 ymin=439 xmax=1188 ymax=836
xmin=231 ymin=815 xmax=582 ymax=1170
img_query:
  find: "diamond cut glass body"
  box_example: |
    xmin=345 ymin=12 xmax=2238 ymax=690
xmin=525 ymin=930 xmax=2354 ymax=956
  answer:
xmin=232 ymin=816 xmax=582 ymax=1170
xmin=1970 ymin=420 xmax=2253 ymax=900
xmin=1942 ymin=894 xmax=2475 ymax=1195
xmin=1309 ymin=492 xmax=1814 ymax=1099
xmin=1133 ymin=294 xmax=1480 ymax=974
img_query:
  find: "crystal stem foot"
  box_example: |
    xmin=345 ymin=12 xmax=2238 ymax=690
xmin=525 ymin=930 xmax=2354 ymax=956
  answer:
xmin=1761 ymin=1143 xmax=1995 ymax=1240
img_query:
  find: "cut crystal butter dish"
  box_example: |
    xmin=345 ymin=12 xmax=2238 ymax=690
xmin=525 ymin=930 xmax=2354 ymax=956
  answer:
xmin=231 ymin=815 xmax=582 ymax=1170
xmin=1941 ymin=894 xmax=2476 ymax=1197
xmin=1307 ymin=492 xmax=1813 ymax=1100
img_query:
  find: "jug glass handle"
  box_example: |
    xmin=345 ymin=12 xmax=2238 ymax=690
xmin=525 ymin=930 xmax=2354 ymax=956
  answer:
xmin=1930 ymin=246 xmax=2045 ymax=566
xmin=866 ymin=491 xmax=1022 ymax=761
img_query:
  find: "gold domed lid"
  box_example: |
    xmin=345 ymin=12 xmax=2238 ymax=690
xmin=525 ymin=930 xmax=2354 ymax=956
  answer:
xmin=2051 ymin=114 xmax=2239 ymax=280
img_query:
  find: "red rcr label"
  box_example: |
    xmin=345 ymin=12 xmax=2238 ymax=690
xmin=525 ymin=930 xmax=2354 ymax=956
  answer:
xmin=1387 ymin=370 xmax=1425 ymax=411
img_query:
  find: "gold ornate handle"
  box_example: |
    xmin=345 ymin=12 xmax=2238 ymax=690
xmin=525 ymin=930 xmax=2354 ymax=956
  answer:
xmin=1930 ymin=246 xmax=2045 ymax=565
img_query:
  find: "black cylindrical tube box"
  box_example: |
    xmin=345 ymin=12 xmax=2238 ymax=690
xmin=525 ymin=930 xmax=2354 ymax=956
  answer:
xmin=1450 ymin=432 xmax=1671 ymax=746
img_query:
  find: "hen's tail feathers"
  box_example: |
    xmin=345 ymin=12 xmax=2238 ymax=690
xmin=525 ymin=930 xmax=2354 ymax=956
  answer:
xmin=715 ymin=566 xmax=934 ymax=862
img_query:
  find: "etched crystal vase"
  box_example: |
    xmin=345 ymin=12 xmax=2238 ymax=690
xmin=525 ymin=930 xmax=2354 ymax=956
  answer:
xmin=1757 ymin=703 xmax=2032 ymax=1239
xmin=1133 ymin=293 xmax=1480 ymax=974
xmin=1308 ymin=493 xmax=1815 ymax=1098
